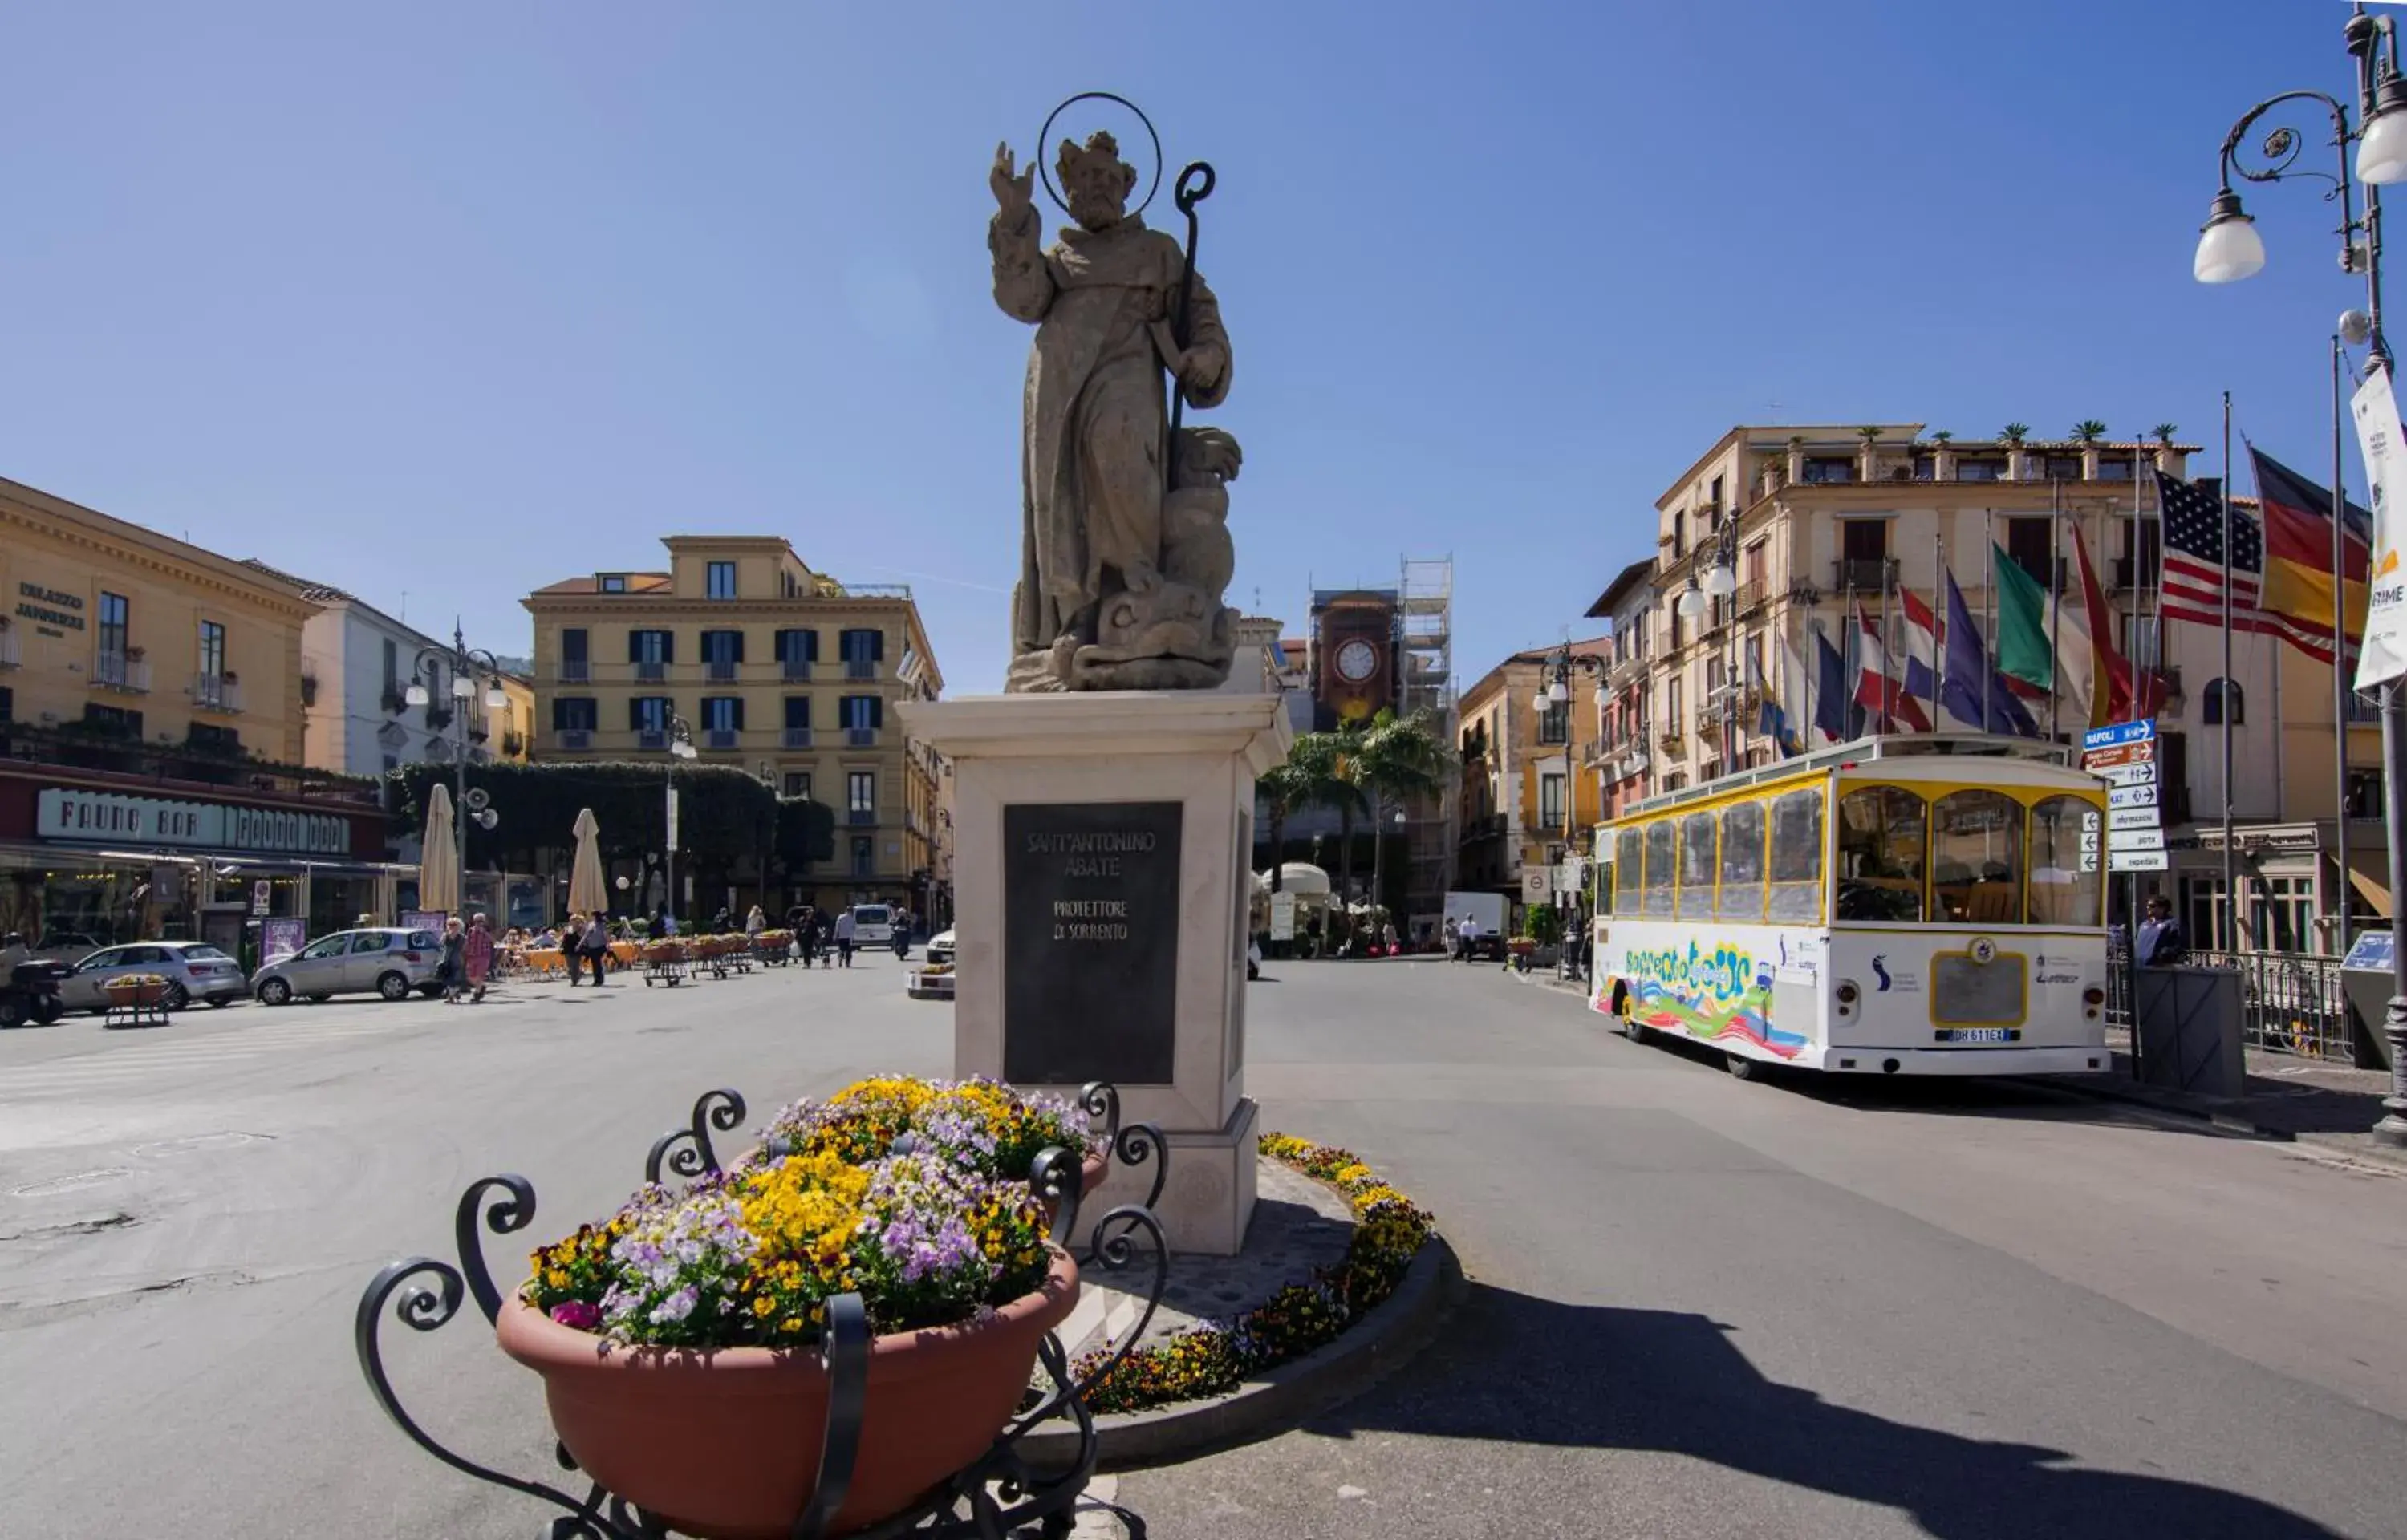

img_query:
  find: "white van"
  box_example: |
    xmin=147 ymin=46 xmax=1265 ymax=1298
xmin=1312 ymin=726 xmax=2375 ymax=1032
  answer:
xmin=848 ymin=904 xmax=894 ymax=946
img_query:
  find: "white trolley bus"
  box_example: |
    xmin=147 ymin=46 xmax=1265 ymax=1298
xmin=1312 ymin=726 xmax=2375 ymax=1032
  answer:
xmin=1590 ymin=735 xmax=2113 ymax=1080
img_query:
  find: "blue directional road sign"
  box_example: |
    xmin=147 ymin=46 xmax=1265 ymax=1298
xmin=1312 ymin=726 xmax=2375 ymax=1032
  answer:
xmin=2083 ymin=719 xmax=2156 ymax=750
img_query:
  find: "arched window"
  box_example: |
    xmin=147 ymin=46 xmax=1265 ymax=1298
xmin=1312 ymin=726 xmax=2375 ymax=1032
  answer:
xmin=2204 ymin=677 xmax=2245 ymax=726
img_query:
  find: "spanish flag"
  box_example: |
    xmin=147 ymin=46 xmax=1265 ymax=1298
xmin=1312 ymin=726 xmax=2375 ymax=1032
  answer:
xmin=2250 ymin=445 xmax=2369 ymax=664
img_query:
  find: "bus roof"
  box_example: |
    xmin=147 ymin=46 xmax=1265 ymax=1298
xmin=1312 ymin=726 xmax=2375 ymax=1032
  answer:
xmin=1614 ymin=732 xmax=2084 ymax=821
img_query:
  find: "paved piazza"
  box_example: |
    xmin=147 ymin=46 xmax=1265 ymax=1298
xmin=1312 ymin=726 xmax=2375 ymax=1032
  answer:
xmin=4 ymin=954 xmax=2405 ymax=1537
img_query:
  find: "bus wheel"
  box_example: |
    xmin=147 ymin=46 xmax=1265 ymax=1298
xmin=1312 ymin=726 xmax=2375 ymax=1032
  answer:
xmin=1724 ymin=1052 xmax=1762 ymax=1081
xmin=1618 ymin=996 xmax=1645 ymax=1042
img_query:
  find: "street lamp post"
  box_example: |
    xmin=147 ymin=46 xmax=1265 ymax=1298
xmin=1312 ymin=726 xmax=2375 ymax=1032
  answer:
xmin=663 ymin=715 xmax=697 ymax=922
xmin=406 ymin=622 xmax=508 ymax=919
xmin=1533 ymin=641 xmax=1607 ymax=940
xmin=2192 ymin=2 xmax=2407 ymax=1145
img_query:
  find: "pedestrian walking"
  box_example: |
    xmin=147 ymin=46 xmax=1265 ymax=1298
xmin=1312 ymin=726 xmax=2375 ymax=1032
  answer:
xmin=438 ymin=917 xmax=468 ymax=1003
xmin=745 ymin=904 xmax=765 ymax=939
xmin=1456 ymin=914 xmax=1480 ymax=962
xmin=581 ymin=910 xmax=612 ymax=985
xmin=1443 ymin=915 xmax=1460 ymax=959
xmin=834 ymin=906 xmax=856 ymax=968
xmin=464 ymin=912 xmax=494 ymax=1003
xmin=560 ymin=914 xmax=584 ymax=986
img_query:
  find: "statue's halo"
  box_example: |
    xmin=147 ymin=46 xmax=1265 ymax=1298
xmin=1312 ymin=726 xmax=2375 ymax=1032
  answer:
xmin=1037 ymin=91 xmax=1164 ymax=221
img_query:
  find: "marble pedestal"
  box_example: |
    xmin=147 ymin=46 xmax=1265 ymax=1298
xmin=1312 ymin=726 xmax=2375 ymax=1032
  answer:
xmin=895 ymin=691 xmax=1293 ymax=1254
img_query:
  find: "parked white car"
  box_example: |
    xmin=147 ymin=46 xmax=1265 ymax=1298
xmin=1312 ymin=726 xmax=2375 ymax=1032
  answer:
xmin=251 ymin=927 xmax=444 ymax=1005
xmin=59 ymin=941 xmax=250 ymax=1013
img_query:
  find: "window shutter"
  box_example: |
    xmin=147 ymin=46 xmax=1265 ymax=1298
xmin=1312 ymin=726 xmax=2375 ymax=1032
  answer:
xmin=629 ymin=698 xmax=647 ymax=732
xmin=731 ymin=630 xmax=746 ymax=663
xmin=803 ymin=628 xmax=820 ymax=661
xmin=871 ymin=697 xmax=885 ymax=729
xmin=870 ymin=630 xmax=886 ymax=661
xmin=732 ymin=698 xmax=746 ymax=731
xmin=660 ymin=630 xmax=675 ymax=664
xmin=627 ymin=630 xmax=643 ymax=663
xmin=554 ymin=698 xmax=570 ymax=730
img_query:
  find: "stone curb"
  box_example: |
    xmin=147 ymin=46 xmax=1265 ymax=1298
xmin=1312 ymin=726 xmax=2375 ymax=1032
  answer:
xmin=2038 ymin=1076 xmax=2407 ymax=1172
xmin=1021 ymin=1231 xmax=1463 ymax=1473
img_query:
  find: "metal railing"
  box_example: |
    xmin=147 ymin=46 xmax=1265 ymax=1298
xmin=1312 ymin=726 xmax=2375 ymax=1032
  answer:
xmin=783 ymin=727 xmax=814 ymax=748
xmin=706 ymin=659 xmax=740 ymax=681
xmin=782 ymin=658 xmax=813 ymax=681
xmin=2106 ymin=945 xmax=2356 ymax=1062
xmin=192 ymin=673 xmax=242 ymax=714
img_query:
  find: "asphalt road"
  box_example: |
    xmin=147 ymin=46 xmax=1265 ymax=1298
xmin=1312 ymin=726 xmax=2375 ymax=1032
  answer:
xmin=3 ymin=953 xmax=2405 ymax=1538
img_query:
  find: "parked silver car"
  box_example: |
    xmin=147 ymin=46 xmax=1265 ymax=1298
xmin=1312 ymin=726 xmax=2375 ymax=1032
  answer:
xmin=251 ymin=927 xmax=444 ymax=1005
xmin=60 ymin=941 xmax=250 ymax=1013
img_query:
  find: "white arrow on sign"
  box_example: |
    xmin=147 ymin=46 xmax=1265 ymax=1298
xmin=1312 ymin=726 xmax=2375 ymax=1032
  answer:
xmin=2080 ymin=829 xmax=2101 ymax=851
xmin=2095 ymin=761 xmax=2158 ymax=788
xmin=2108 ymin=806 xmax=2160 ymax=830
xmin=2109 ymin=826 xmax=2167 ymax=852
xmin=2109 ymin=784 xmax=2160 ymax=808
xmin=2110 ymin=849 xmax=2171 ymax=872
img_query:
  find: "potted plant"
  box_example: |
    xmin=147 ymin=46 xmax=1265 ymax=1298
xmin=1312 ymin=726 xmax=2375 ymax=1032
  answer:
xmin=103 ymin=972 xmax=170 ymax=1009
xmin=124 ymin=645 xmax=147 ymax=662
xmin=500 ymin=1143 xmax=1076 ymax=1537
xmin=498 ymin=1074 xmax=1109 ymax=1537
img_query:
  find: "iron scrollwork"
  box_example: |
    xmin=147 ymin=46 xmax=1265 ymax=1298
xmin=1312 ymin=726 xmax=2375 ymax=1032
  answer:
xmin=643 ymin=1087 xmax=746 ymax=1185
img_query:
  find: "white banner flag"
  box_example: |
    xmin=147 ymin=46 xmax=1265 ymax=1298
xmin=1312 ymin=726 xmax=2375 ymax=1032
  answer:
xmin=2351 ymin=362 xmax=2407 ymax=688
xmin=665 ymin=785 xmax=680 ymax=848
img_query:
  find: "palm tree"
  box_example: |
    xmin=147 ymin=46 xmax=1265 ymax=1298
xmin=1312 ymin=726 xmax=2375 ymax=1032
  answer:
xmin=1855 ymin=425 xmax=1883 ymax=443
xmin=1352 ymin=707 xmax=1453 ymax=917
xmin=1929 ymin=429 xmax=1954 ymax=445
xmin=2152 ymin=422 xmax=2179 ymax=444
xmin=2071 ymin=419 xmax=2108 ymax=444
xmin=1257 ymin=755 xmax=1315 ymax=893
xmin=1269 ymin=730 xmax=1361 ymax=906
xmin=2000 ymin=423 xmax=2031 ymax=447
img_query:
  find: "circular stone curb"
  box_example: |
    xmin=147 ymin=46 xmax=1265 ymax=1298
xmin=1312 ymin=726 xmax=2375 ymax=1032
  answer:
xmin=1021 ymin=1231 xmax=1463 ymax=1473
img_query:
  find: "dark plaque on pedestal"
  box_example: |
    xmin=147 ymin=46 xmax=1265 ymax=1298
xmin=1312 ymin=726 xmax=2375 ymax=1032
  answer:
xmin=1004 ymin=800 xmax=1182 ymax=1084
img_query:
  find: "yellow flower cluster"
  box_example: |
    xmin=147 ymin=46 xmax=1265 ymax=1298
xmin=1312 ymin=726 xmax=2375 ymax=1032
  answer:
xmin=725 ymin=1150 xmax=875 ymax=1345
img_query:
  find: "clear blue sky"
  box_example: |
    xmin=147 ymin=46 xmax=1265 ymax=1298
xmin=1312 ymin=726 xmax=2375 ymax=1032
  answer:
xmin=0 ymin=1 xmax=2385 ymax=691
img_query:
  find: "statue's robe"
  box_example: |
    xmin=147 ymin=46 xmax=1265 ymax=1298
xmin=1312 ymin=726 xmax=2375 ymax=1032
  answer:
xmin=989 ymin=205 xmax=1232 ymax=657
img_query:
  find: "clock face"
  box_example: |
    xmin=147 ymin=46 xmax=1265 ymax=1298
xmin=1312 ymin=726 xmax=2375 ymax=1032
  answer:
xmin=1336 ymin=639 xmax=1379 ymax=683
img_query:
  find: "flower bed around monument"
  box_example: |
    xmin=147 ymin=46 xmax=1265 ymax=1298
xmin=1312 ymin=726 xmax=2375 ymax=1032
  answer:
xmin=1072 ymin=1133 xmax=1435 ymax=1414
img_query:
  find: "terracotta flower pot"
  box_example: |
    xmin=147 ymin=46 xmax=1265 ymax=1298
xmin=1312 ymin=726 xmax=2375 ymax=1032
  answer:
xmin=496 ymin=1248 xmax=1079 ymax=1539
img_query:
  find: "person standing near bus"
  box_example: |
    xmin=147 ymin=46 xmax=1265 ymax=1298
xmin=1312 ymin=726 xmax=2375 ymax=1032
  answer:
xmin=834 ymin=906 xmax=856 ymax=968
xmin=2137 ymin=894 xmax=2186 ymax=967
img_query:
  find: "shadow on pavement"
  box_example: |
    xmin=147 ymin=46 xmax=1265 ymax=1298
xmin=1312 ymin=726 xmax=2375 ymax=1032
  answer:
xmin=1301 ymin=1285 xmax=2345 ymax=1538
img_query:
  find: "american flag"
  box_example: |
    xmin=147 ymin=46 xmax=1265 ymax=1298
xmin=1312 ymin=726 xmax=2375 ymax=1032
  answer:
xmin=2156 ymin=468 xmax=2275 ymax=636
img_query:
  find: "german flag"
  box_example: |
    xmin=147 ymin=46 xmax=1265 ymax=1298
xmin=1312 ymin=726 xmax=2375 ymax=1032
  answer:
xmin=2249 ymin=445 xmax=2369 ymax=664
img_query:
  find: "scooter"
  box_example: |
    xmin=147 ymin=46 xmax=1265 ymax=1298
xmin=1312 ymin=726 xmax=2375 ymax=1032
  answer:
xmin=0 ymin=958 xmax=71 ymax=1028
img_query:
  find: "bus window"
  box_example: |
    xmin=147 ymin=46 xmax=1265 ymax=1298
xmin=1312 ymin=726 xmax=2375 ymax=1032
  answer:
xmin=1613 ymin=826 xmax=1644 ymax=917
xmin=1717 ymin=801 xmax=1766 ymax=922
xmin=1836 ymin=785 xmax=1927 ymax=922
xmin=2027 ymin=796 xmax=2101 ymax=926
xmin=1931 ymin=789 xmax=2025 ymax=924
xmin=1643 ymin=821 xmax=1675 ymax=918
xmin=1767 ymin=787 xmax=1823 ymax=922
xmin=1678 ymin=812 xmax=1717 ymax=918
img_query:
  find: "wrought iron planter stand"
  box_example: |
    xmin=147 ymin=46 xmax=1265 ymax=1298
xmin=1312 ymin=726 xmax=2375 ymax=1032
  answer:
xmin=357 ymin=1081 xmax=1169 ymax=1538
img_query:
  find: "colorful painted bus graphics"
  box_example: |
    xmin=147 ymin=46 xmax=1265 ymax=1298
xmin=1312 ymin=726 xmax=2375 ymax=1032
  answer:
xmin=1616 ymin=934 xmax=1810 ymax=1059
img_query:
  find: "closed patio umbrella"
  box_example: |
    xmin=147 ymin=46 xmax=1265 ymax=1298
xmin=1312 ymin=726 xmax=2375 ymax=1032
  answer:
xmin=568 ymin=807 xmax=609 ymax=916
xmin=419 ymin=783 xmax=461 ymax=916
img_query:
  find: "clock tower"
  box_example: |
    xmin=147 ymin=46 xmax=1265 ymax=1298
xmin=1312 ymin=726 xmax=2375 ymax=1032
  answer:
xmin=1311 ymin=590 xmax=1397 ymax=727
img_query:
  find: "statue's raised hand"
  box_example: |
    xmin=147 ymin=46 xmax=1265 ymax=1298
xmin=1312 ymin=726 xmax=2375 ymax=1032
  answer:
xmin=990 ymin=142 xmax=1036 ymax=217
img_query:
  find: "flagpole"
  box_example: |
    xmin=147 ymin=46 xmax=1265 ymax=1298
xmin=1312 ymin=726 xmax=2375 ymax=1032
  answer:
xmin=1880 ymin=563 xmax=1894 ymax=735
xmin=1934 ymin=529 xmax=1946 ymax=729
xmin=2222 ymin=390 xmax=2237 ymax=951
xmin=2333 ymin=333 xmax=2354 ymax=953
xmin=1983 ymin=509 xmax=1997 ymax=733
xmin=2049 ymin=478 xmax=2063 ymax=746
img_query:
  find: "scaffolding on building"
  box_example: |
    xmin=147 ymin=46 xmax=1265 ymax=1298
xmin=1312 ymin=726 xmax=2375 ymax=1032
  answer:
xmin=1398 ymin=556 xmax=1456 ymax=933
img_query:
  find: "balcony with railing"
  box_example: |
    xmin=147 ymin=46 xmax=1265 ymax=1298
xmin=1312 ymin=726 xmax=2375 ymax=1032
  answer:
xmin=782 ymin=658 xmax=813 ymax=681
xmin=1736 ymin=576 xmax=1770 ymax=612
xmin=847 ymin=727 xmax=877 ymax=747
xmin=847 ymin=807 xmax=877 ymax=826
xmin=192 ymin=673 xmax=243 ymax=714
xmin=559 ymin=659 xmax=591 ymax=683
xmin=846 ymin=658 xmax=877 ymax=680
xmin=94 ymin=650 xmax=152 ymax=694
xmin=638 ymin=729 xmax=669 ymax=751
xmin=1832 ymin=557 xmax=1898 ymax=593
xmin=704 ymin=727 xmax=740 ymax=750
xmin=556 ymin=728 xmax=592 ymax=751
xmin=635 ymin=659 xmax=668 ymax=682
xmin=706 ymin=659 xmax=740 ymax=682
xmin=783 ymin=726 xmax=814 ymax=748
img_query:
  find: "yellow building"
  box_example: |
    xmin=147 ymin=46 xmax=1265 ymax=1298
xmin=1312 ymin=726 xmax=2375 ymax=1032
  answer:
xmin=0 ymin=475 xmax=403 ymax=954
xmin=1456 ymin=639 xmax=1610 ymax=906
xmin=488 ymin=672 xmax=535 ymax=763
xmin=524 ymin=536 xmax=944 ymax=913
xmin=0 ymin=475 xmax=314 ymax=764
